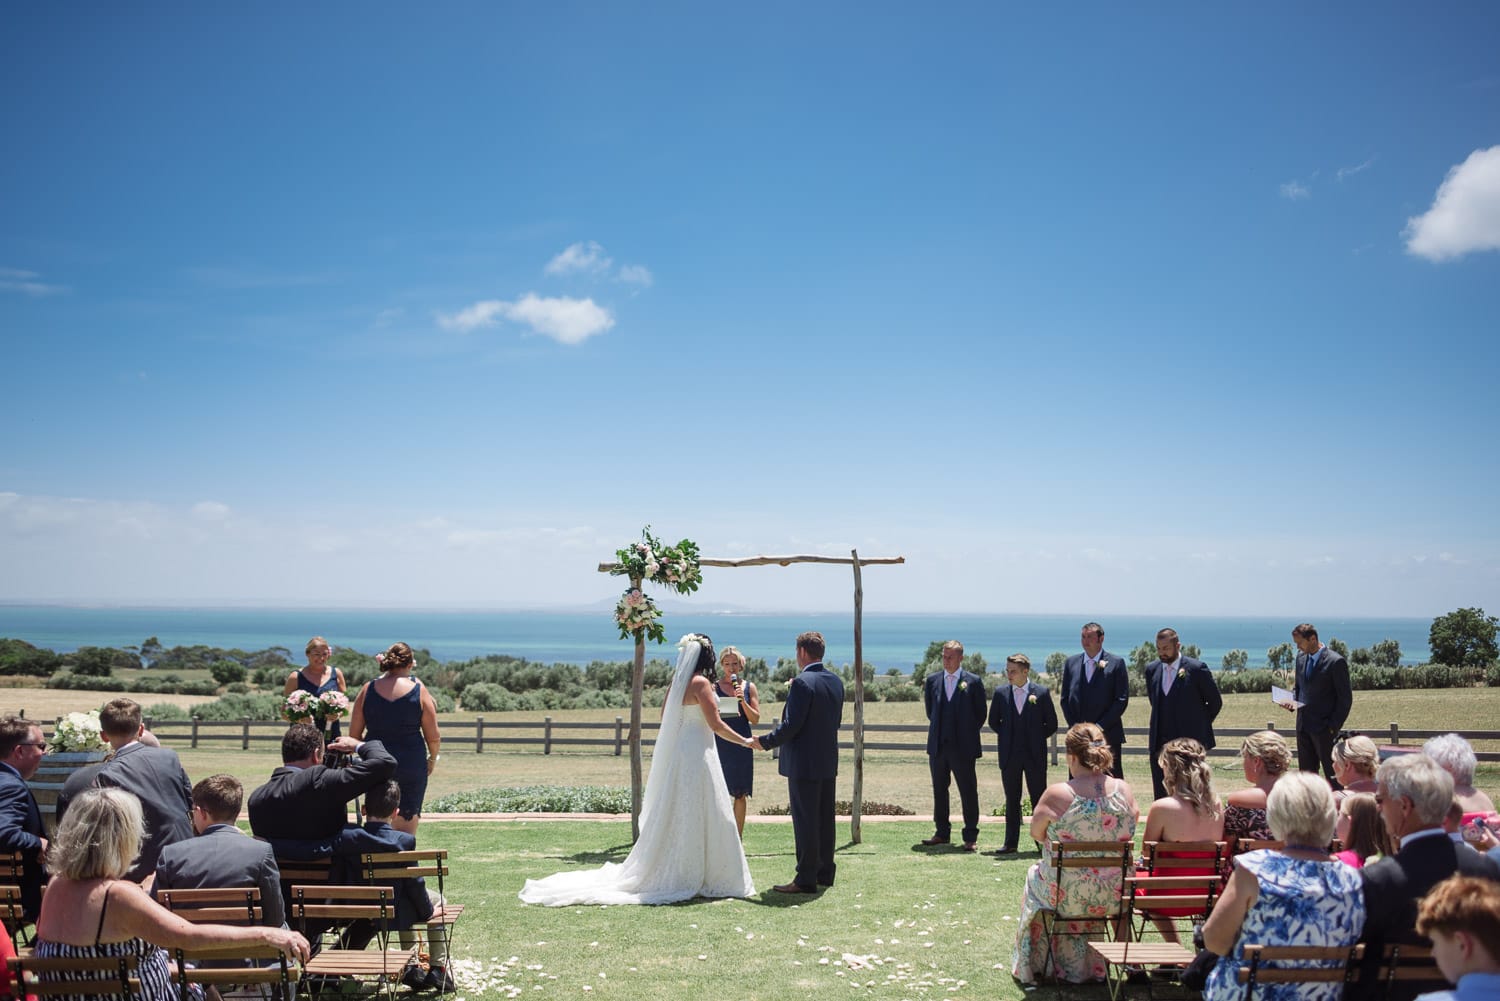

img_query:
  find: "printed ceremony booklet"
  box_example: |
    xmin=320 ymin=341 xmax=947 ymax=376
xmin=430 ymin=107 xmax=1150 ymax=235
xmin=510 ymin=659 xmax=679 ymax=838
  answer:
xmin=1270 ymin=685 xmax=1304 ymax=710
xmin=717 ymin=695 xmax=741 ymax=716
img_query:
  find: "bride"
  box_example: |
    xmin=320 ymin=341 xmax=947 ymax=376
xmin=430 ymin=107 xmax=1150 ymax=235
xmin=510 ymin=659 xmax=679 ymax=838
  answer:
xmin=518 ymin=633 xmax=756 ymax=905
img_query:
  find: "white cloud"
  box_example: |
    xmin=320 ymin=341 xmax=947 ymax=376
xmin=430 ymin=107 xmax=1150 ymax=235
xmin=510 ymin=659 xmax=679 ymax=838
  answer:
xmin=545 ymin=241 xmax=613 ymax=277
xmin=191 ymin=501 xmax=231 ymax=522
xmin=1279 ymin=180 xmax=1311 ymax=200
xmin=437 ymin=293 xmax=615 ymax=344
xmin=1336 ymin=155 xmax=1376 ymax=182
xmin=1404 ymin=145 xmax=1500 ymax=261
xmin=0 ymin=267 xmax=67 ymax=296
xmin=616 ymin=264 xmax=653 ymax=287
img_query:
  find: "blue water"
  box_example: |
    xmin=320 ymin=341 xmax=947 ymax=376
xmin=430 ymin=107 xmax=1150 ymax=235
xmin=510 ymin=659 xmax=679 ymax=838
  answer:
xmin=0 ymin=605 xmax=1433 ymax=670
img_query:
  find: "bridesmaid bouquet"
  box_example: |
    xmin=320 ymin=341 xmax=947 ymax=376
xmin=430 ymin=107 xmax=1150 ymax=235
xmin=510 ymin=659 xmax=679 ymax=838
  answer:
xmin=283 ymin=690 xmax=317 ymax=724
xmin=284 ymin=690 xmax=350 ymax=732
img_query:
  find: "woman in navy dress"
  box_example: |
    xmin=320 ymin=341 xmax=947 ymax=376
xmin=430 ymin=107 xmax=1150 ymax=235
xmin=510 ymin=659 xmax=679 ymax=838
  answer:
xmin=712 ymin=645 xmax=760 ymax=837
xmin=282 ymin=636 xmax=348 ymax=739
xmin=349 ymin=642 xmax=442 ymax=836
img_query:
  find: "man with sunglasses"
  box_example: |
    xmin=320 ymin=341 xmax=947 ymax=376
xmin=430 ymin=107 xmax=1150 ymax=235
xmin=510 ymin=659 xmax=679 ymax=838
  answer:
xmin=0 ymin=715 xmax=48 ymax=920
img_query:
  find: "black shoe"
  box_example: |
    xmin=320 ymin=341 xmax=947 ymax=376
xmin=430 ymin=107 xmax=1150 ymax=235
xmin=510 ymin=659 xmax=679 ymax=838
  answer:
xmin=425 ymin=969 xmax=456 ymax=994
xmin=994 ymin=845 xmax=1019 ymax=855
xmin=402 ymin=966 xmax=432 ymax=993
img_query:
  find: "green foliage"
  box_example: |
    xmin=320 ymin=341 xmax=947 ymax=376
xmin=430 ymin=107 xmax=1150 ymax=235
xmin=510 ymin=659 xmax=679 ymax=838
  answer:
xmin=427 ymin=785 xmax=633 ymax=813
xmin=1351 ymin=647 xmax=1373 ymax=666
xmin=1213 ymin=669 xmax=1281 ymax=695
xmin=252 ymin=665 xmax=284 ymax=688
xmin=46 ymin=672 xmax=126 ymax=692
xmin=1328 ymin=638 xmax=1350 ymax=659
xmin=225 ymin=682 xmax=251 ymax=694
xmin=459 ymin=682 xmax=516 ymax=712
xmin=1221 ymin=649 xmax=1249 ymax=671
xmin=772 ymin=658 xmax=799 ymax=684
xmin=66 ymin=646 xmax=138 ymax=677
xmin=141 ymin=703 xmax=189 ymax=721
xmin=188 ymin=692 xmax=284 ymax=721
xmin=1266 ymin=642 xmax=1295 ymax=672
xmin=1129 ymin=642 xmax=1155 ymax=672
xmin=0 ymin=638 xmax=64 ymax=677
xmin=913 ymin=641 xmax=987 ymax=680
xmin=759 ymin=800 xmax=914 ymax=817
xmin=1045 ymin=652 xmax=1066 ymax=674
xmin=1429 ymin=607 xmax=1499 ymax=668
xmin=1369 ymin=639 xmax=1402 ymax=669
xmin=882 ymin=683 xmax=922 ymax=702
xmin=429 ymin=688 xmax=457 ymax=712
xmin=1182 ymin=643 xmax=1202 ymax=660
xmin=1488 ymin=664 xmax=1500 ymax=687
xmin=209 ymin=660 xmax=247 ymax=686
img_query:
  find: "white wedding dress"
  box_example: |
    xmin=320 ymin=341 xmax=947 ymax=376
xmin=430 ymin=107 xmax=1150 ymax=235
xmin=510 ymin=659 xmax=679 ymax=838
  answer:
xmin=518 ymin=638 xmax=755 ymax=906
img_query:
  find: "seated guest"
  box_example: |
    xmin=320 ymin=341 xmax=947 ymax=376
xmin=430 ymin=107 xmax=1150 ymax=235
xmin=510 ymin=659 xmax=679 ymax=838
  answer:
xmin=1225 ymin=730 xmax=1292 ymax=847
xmin=0 ymin=715 xmax=48 ymax=921
xmin=247 ymin=725 xmax=394 ymax=857
xmin=32 ymin=789 xmax=309 ymax=1001
xmin=154 ymin=774 xmax=285 ymax=928
xmin=56 ymin=725 xmax=165 ymax=827
xmin=1356 ymin=754 xmax=1500 ymax=1001
xmin=332 ymin=780 xmax=452 ymax=993
xmin=1138 ymin=738 xmax=1225 ymax=942
xmin=1425 ymin=734 xmax=1497 ymax=819
xmin=1415 ymin=875 xmax=1500 ymax=1001
xmin=1334 ymin=793 xmax=1389 ymax=868
xmin=1202 ymin=772 xmax=1366 ymax=1001
xmin=1011 ymin=723 xmax=1139 ymax=985
xmin=1333 ymin=735 xmax=1382 ymax=801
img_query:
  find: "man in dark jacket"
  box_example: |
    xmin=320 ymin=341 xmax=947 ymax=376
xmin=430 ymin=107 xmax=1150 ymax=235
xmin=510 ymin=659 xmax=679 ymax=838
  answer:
xmin=1290 ymin=623 xmax=1353 ymax=786
xmin=1145 ymin=628 xmax=1222 ymax=800
xmin=921 ymin=640 xmax=988 ymax=852
xmin=1060 ymin=622 xmax=1130 ymax=778
xmin=988 ymin=654 xmax=1059 ymax=854
xmin=0 ymin=716 xmax=48 ymax=920
xmin=248 ymin=724 xmax=395 ymax=857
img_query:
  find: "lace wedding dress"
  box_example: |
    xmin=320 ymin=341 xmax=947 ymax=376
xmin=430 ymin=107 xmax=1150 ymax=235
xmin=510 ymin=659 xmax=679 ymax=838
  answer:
xmin=518 ymin=638 xmax=755 ymax=906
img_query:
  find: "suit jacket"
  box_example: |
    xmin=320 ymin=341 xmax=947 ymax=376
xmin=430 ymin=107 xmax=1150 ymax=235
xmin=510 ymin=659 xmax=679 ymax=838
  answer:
xmin=987 ymin=681 xmax=1059 ymax=769
xmin=923 ymin=670 xmax=988 ymax=759
xmin=247 ymin=740 xmax=396 ymax=850
xmin=1060 ymin=651 xmax=1130 ymax=745
xmin=154 ymin=823 xmax=286 ymax=928
xmin=331 ymin=821 xmax=433 ymax=929
xmin=90 ymin=742 xmax=194 ymax=882
xmin=759 ymin=663 xmax=844 ymax=781
xmin=54 ymin=762 xmax=106 ymax=828
xmin=1144 ymin=657 xmax=1222 ymax=754
xmin=0 ymin=763 xmax=45 ymax=918
xmin=1294 ymin=646 xmax=1353 ymax=736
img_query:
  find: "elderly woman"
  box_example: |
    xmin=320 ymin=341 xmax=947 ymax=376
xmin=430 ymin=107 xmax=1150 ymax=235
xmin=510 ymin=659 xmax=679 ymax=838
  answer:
xmin=1138 ymin=738 xmax=1224 ymax=942
xmin=1225 ymin=730 xmax=1292 ymax=846
xmin=1424 ymin=733 xmax=1497 ymax=818
xmin=1331 ymin=734 xmax=1380 ymax=800
xmin=33 ymin=789 xmax=309 ymax=1001
xmin=1011 ymin=723 xmax=1140 ymax=985
xmin=1201 ymin=772 xmax=1366 ymax=1001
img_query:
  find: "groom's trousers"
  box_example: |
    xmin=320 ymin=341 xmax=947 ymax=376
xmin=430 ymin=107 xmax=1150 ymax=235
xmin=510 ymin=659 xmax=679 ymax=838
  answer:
xmin=788 ymin=776 xmax=836 ymax=888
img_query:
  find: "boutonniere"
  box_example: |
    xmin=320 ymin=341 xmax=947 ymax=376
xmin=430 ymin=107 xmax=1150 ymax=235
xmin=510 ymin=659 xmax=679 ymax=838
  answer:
xmin=1176 ymin=667 xmax=1187 ymax=681
xmin=1027 ymin=694 xmax=1038 ymax=705
xmin=958 ymin=680 xmax=969 ymax=692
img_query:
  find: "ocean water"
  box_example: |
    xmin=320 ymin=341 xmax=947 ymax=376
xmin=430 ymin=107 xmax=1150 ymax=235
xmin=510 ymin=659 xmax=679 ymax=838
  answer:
xmin=0 ymin=605 xmax=1433 ymax=670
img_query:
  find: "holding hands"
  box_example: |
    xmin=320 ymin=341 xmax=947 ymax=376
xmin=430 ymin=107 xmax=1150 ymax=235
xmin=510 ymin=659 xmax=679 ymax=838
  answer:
xmin=749 ymin=736 xmax=764 ymax=751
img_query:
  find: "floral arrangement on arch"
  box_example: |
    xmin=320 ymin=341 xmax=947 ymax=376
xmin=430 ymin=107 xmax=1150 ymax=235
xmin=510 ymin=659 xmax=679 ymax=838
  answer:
xmin=284 ymin=689 xmax=351 ymax=732
xmin=610 ymin=526 xmax=702 ymax=644
xmin=49 ymin=710 xmax=107 ymax=754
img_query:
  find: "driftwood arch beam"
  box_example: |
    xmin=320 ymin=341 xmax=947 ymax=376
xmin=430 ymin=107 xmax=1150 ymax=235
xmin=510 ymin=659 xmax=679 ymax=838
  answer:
xmin=596 ymin=549 xmax=905 ymax=843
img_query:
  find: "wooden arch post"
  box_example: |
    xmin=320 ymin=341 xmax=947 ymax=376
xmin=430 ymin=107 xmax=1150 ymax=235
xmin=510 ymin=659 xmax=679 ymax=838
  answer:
xmin=598 ymin=550 xmax=904 ymax=845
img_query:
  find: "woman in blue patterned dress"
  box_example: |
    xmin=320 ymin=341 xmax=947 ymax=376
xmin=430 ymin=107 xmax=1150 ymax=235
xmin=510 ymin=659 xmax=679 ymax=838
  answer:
xmin=349 ymin=641 xmax=442 ymax=836
xmin=1202 ymin=771 xmax=1366 ymax=1001
xmin=32 ymin=788 xmax=309 ymax=1001
xmin=282 ymin=636 xmax=348 ymax=738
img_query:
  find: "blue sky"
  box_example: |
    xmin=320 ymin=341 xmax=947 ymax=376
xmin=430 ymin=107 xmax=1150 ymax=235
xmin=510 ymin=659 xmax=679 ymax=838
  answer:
xmin=3 ymin=3 xmax=1498 ymax=617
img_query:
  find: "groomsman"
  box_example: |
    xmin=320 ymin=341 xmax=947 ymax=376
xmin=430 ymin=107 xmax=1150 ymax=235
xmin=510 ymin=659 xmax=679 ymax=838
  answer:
xmin=1290 ymin=623 xmax=1352 ymax=787
xmin=1060 ymin=622 xmax=1130 ymax=779
xmin=1145 ymin=628 xmax=1222 ymax=800
xmin=988 ymin=654 xmax=1058 ymax=854
xmin=921 ymin=641 xmax=988 ymax=852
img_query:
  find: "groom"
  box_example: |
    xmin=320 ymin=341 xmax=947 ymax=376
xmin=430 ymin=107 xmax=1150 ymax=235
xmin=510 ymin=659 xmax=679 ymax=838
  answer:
xmin=751 ymin=630 xmax=844 ymax=894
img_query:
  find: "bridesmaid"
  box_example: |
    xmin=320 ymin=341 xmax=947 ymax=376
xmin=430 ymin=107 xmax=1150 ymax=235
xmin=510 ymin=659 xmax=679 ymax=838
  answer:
xmin=283 ymin=636 xmax=347 ymax=738
xmin=349 ymin=642 xmax=442 ymax=836
xmin=713 ymin=646 xmax=760 ymax=837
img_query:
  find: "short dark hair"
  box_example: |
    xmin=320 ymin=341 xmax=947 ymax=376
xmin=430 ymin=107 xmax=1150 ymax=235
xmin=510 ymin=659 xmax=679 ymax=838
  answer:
xmin=0 ymin=716 xmax=39 ymax=758
xmin=364 ymin=780 xmax=402 ymax=820
xmin=1082 ymin=622 xmax=1104 ymax=638
xmin=99 ymin=698 xmax=143 ymax=738
xmin=1292 ymin=623 xmax=1319 ymax=641
xmin=1156 ymin=627 xmax=1179 ymax=642
xmin=796 ymin=631 xmax=825 ymax=661
xmin=192 ymin=774 xmax=243 ymax=822
xmin=281 ymin=724 xmax=324 ymax=763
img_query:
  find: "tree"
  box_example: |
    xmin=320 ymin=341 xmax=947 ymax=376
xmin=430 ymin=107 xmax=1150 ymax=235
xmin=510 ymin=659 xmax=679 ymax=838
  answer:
xmin=1350 ymin=647 xmax=1372 ymax=666
xmin=1429 ymin=607 xmax=1499 ymax=668
xmin=1266 ymin=643 xmax=1294 ymax=672
xmin=1369 ymin=639 xmax=1402 ymax=669
xmin=67 ymin=646 xmax=137 ymax=677
xmin=1328 ymin=638 xmax=1350 ymax=660
xmin=1183 ymin=643 xmax=1202 ymax=660
xmin=1045 ymin=652 xmax=1066 ymax=675
xmin=1221 ymin=649 xmax=1249 ymax=671
xmin=1130 ymin=642 xmax=1156 ymax=672
xmin=139 ymin=636 xmax=165 ymax=665
xmin=209 ymin=660 xmax=247 ymax=686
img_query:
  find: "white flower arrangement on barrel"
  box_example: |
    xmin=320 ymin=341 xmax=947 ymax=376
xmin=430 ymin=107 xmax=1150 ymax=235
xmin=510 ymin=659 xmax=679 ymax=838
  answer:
xmin=49 ymin=710 xmax=107 ymax=753
xmin=284 ymin=689 xmax=351 ymax=734
xmin=610 ymin=526 xmax=702 ymax=644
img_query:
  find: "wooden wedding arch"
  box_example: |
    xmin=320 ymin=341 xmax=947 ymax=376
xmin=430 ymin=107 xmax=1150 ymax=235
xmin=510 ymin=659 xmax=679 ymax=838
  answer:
xmin=596 ymin=550 xmax=905 ymax=844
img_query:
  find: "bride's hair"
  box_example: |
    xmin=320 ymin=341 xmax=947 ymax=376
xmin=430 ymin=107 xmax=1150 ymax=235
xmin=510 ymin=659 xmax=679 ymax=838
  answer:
xmin=689 ymin=634 xmax=718 ymax=683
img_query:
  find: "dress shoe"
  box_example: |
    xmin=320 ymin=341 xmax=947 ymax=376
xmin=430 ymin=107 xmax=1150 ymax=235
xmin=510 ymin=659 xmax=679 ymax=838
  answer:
xmin=961 ymin=842 xmax=977 ymax=852
xmin=994 ymin=845 xmax=1019 ymax=856
xmin=402 ymin=966 xmax=433 ymax=993
xmin=425 ymin=969 xmax=457 ymax=994
xmin=772 ymin=881 xmax=815 ymax=893
xmin=920 ymin=836 xmax=950 ymax=846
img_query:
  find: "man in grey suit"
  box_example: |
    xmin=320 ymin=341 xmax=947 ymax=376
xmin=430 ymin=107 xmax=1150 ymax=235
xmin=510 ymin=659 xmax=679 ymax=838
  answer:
xmin=88 ymin=698 xmax=194 ymax=881
xmin=1060 ymin=622 xmax=1130 ymax=779
xmin=154 ymin=774 xmax=285 ymax=928
xmin=1144 ymin=628 xmax=1222 ymax=801
xmin=1289 ymin=623 xmax=1353 ymax=787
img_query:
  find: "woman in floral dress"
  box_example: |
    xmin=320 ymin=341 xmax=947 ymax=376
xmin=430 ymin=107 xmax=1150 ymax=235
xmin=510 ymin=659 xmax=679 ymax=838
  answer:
xmin=1012 ymin=723 xmax=1141 ymax=984
xmin=1224 ymin=730 xmax=1290 ymax=849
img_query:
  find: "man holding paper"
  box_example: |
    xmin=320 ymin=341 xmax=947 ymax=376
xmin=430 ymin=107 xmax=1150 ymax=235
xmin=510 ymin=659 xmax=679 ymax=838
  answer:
xmin=1290 ymin=623 xmax=1352 ymax=787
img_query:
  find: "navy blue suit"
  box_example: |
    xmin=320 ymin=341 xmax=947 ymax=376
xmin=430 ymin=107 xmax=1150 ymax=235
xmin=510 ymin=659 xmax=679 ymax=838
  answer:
xmin=759 ymin=662 xmax=844 ymax=889
xmin=988 ymin=681 xmax=1059 ymax=851
xmin=0 ymin=762 xmax=45 ymax=920
xmin=1144 ymin=657 xmax=1222 ymax=800
xmin=332 ymin=822 xmax=433 ymax=942
xmin=1294 ymin=646 xmax=1353 ymax=786
xmin=923 ymin=670 xmax=987 ymax=844
xmin=1060 ymin=651 xmax=1129 ymax=778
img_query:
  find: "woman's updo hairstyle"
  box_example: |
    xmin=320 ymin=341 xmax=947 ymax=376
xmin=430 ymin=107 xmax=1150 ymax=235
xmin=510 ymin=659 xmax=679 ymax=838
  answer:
xmin=689 ymin=634 xmax=717 ymax=682
xmin=1065 ymin=722 xmax=1113 ymax=773
xmin=1159 ymin=738 xmax=1221 ymax=818
xmin=1241 ymin=729 xmax=1292 ymax=776
xmin=379 ymin=642 xmax=414 ymax=673
xmin=1332 ymin=734 xmax=1379 ymax=779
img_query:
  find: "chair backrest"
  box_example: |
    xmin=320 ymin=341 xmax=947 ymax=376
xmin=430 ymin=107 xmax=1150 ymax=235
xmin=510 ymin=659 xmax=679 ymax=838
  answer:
xmin=348 ymin=850 xmax=448 ymax=901
xmin=0 ymin=852 xmax=27 ymax=884
xmin=1236 ymin=838 xmax=1343 ymax=856
xmin=1123 ymin=874 xmax=1224 ymax=931
xmin=1049 ymin=840 xmax=1133 ymax=919
xmin=9 ymin=953 xmax=139 ymax=999
xmin=1375 ymin=943 xmax=1446 ymax=994
xmin=156 ymin=886 xmax=263 ymax=926
xmin=287 ymin=884 xmax=399 ymax=944
xmin=1236 ymin=943 xmax=1364 ymax=999
xmin=0 ymin=885 xmax=26 ymax=933
xmin=273 ymin=857 xmax=333 ymax=885
xmin=1141 ymin=840 xmax=1230 ymax=876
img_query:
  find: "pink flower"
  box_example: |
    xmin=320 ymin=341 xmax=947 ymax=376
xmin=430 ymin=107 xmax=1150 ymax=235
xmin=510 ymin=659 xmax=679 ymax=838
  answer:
xmin=1100 ymin=815 xmax=1117 ymax=830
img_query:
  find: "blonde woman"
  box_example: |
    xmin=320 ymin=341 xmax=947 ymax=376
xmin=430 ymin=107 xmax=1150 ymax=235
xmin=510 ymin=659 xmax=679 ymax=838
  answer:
xmin=1138 ymin=738 xmax=1225 ymax=941
xmin=283 ymin=636 xmax=347 ymax=738
xmin=1225 ymin=730 xmax=1292 ymax=846
xmin=1331 ymin=734 xmax=1380 ymax=800
xmin=713 ymin=646 xmax=760 ymax=837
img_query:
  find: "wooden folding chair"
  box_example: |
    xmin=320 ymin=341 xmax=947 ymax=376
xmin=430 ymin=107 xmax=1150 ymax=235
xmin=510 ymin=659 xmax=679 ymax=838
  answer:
xmin=156 ymin=886 xmax=300 ymax=1001
xmin=1 ymin=884 xmax=30 ymax=949
xmin=1374 ymin=943 xmax=1446 ymax=999
xmin=8 ymin=953 xmax=139 ymax=999
xmin=287 ymin=885 xmax=417 ymax=1001
xmin=1236 ymin=838 xmax=1343 ymax=856
xmin=1038 ymin=840 xmax=1133 ymax=994
xmin=346 ymin=851 xmax=464 ymax=961
xmin=1236 ymin=943 xmax=1364 ymax=1000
